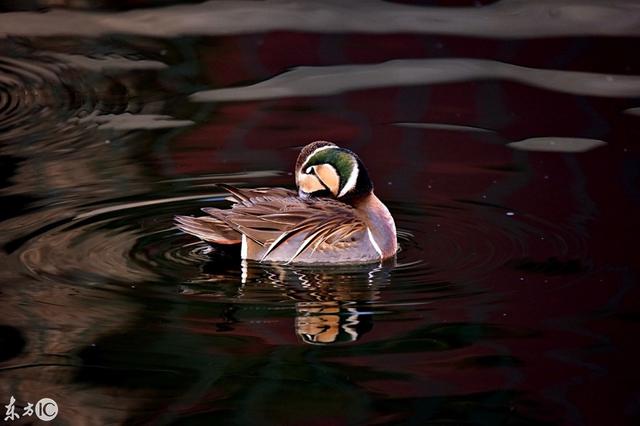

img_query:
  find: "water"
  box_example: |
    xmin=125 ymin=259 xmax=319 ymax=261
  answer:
xmin=1 ymin=1 xmax=639 ymax=425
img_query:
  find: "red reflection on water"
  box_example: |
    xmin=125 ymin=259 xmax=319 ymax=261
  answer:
xmin=160 ymin=31 xmax=640 ymax=425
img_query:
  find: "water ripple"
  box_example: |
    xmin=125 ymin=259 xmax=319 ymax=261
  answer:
xmin=190 ymin=58 xmax=640 ymax=102
xmin=0 ymin=54 xmax=95 ymax=145
xmin=1 ymin=0 xmax=639 ymax=38
xmin=0 ymin=46 xmax=184 ymax=154
xmin=13 ymin=190 xmax=583 ymax=310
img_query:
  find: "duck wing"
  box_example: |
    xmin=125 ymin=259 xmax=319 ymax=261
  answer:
xmin=203 ymin=185 xmax=365 ymax=262
xmin=174 ymin=214 xmax=242 ymax=244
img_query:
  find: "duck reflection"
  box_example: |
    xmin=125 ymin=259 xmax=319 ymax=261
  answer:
xmin=249 ymin=260 xmax=390 ymax=345
xmin=199 ymin=255 xmax=393 ymax=345
xmin=295 ymin=301 xmax=373 ymax=344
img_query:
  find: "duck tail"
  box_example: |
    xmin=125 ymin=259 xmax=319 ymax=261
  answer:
xmin=174 ymin=213 xmax=241 ymax=245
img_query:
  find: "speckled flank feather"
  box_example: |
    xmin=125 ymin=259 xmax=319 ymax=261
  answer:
xmin=174 ymin=214 xmax=240 ymax=244
xmin=194 ymin=185 xmax=371 ymax=263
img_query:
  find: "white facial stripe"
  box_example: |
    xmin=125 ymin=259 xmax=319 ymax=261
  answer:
xmin=338 ymin=158 xmax=358 ymax=197
xmin=300 ymin=144 xmax=335 ymax=171
xmin=366 ymin=227 xmax=383 ymax=259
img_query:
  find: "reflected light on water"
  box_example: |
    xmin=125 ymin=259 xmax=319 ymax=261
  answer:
xmin=0 ymin=1 xmax=639 ymax=424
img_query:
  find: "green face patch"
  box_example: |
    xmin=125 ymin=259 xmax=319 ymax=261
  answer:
xmin=304 ymin=148 xmax=355 ymax=193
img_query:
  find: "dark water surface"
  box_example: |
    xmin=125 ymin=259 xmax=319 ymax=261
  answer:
xmin=1 ymin=1 xmax=640 ymax=425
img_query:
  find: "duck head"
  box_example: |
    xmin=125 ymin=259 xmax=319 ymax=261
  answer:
xmin=295 ymin=141 xmax=373 ymax=202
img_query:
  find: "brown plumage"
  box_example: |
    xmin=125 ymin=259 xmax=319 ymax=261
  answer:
xmin=175 ymin=142 xmax=397 ymax=264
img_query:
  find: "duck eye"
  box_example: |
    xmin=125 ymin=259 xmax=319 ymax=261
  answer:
xmin=305 ymin=166 xmax=315 ymax=175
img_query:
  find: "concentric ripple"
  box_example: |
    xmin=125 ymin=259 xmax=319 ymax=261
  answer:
xmin=0 ymin=42 xmax=176 ymax=156
xmin=15 ymin=193 xmax=222 ymax=285
xmin=0 ymin=53 xmax=97 ymax=148
xmin=13 ymin=189 xmax=583 ymax=307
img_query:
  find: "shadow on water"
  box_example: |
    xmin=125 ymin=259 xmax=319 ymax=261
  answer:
xmin=0 ymin=1 xmax=639 ymax=425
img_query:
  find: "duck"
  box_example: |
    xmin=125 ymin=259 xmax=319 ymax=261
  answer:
xmin=175 ymin=141 xmax=397 ymax=264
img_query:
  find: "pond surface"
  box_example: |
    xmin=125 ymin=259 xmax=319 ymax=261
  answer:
xmin=1 ymin=1 xmax=640 ymax=425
